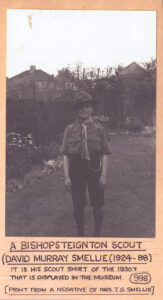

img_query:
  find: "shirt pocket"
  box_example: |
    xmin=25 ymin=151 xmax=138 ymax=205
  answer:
xmin=87 ymin=135 xmax=101 ymax=153
xmin=68 ymin=136 xmax=81 ymax=154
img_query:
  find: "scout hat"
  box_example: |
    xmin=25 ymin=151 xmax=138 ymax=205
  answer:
xmin=71 ymin=90 xmax=96 ymax=109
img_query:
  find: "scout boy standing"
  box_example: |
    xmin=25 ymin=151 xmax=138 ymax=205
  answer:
xmin=61 ymin=90 xmax=111 ymax=237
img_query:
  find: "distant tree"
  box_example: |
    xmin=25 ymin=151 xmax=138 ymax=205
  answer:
xmin=140 ymin=58 xmax=156 ymax=124
xmin=57 ymin=67 xmax=73 ymax=79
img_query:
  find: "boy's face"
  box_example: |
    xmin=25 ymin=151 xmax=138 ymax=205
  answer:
xmin=76 ymin=102 xmax=93 ymax=121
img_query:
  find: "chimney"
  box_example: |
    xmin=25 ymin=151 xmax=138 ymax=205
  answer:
xmin=30 ymin=65 xmax=36 ymax=73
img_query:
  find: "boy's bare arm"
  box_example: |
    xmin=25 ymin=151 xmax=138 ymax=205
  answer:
xmin=99 ymin=154 xmax=108 ymax=190
xmin=63 ymin=155 xmax=71 ymax=191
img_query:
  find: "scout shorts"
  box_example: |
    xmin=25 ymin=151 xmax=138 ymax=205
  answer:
xmin=69 ymin=155 xmax=105 ymax=209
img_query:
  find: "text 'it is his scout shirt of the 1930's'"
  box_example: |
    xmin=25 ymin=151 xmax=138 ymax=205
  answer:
xmin=61 ymin=119 xmax=111 ymax=157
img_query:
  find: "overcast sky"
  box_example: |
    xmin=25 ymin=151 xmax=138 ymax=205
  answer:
xmin=7 ymin=10 xmax=156 ymax=78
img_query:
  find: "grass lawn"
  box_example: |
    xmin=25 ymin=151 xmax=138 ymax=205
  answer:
xmin=6 ymin=134 xmax=155 ymax=237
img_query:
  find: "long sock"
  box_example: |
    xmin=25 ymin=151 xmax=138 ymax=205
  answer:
xmin=73 ymin=208 xmax=84 ymax=237
xmin=93 ymin=207 xmax=104 ymax=237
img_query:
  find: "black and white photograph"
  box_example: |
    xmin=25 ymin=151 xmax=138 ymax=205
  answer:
xmin=5 ymin=9 xmax=156 ymax=238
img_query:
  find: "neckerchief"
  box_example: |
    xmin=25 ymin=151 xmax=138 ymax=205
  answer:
xmin=78 ymin=117 xmax=93 ymax=160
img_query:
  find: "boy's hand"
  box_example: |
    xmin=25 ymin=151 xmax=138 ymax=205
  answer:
xmin=99 ymin=175 xmax=107 ymax=190
xmin=65 ymin=176 xmax=71 ymax=192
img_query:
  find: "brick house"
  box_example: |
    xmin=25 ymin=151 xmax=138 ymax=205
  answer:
xmin=7 ymin=66 xmax=56 ymax=102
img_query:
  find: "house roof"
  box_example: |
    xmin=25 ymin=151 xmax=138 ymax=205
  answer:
xmin=119 ymin=62 xmax=144 ymax=76
xmin=8 ymin=68 xmax=54 ymax=81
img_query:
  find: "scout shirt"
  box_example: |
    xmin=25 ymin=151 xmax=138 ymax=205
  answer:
xmin=61 ymin=117 xmax=111 ymax=157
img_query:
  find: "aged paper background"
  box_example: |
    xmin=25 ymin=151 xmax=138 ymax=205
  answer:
xmin=0 ymin=0 xmax=163 ymax=299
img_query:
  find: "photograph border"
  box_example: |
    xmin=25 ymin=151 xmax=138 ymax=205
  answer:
xmin=0 ymin=0 xmax=162 ymax=299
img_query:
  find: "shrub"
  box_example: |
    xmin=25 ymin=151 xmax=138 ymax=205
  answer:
xmin=30 ymin=141 xmax=60 ymax=165
xmin=6 ymin=137 xmax=61 ymax=181
xmin=6 ymin=145 xmax=31 ymax=180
